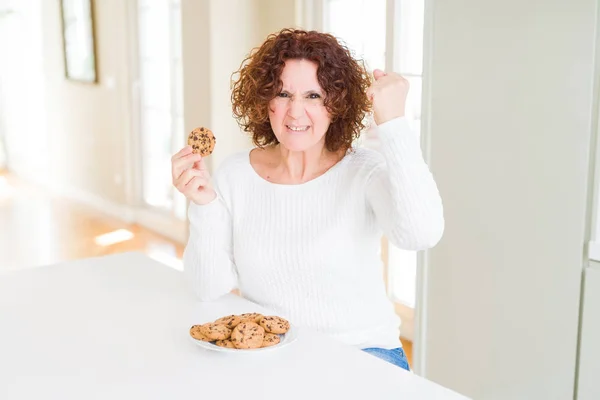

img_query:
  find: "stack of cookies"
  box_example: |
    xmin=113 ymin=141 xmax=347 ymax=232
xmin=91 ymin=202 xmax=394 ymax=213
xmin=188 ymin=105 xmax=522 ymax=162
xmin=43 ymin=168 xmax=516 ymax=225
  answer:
xmin=190 ymin=313 xmax=290 ymax=350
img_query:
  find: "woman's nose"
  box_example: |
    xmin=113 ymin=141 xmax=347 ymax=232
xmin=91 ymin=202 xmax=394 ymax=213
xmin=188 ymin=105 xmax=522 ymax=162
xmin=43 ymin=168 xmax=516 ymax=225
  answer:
xmin=287 ymin=98 xmax=305 ymax=119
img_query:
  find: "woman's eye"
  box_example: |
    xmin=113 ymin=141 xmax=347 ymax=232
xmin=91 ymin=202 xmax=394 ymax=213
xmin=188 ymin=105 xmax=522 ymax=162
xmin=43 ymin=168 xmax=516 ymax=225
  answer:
xmin=277 ymin=92 xmax=289 ymax=98
xmin=308 ymin=93 xmax=321 ymax=99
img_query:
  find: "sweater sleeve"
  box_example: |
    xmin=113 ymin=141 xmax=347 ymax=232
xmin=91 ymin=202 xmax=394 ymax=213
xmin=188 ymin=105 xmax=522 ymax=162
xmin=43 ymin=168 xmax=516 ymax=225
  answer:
xmin=366 ymin=117 xmax=445 ymax=251
xmin=182 ymin=175 xmax=238 ymax=301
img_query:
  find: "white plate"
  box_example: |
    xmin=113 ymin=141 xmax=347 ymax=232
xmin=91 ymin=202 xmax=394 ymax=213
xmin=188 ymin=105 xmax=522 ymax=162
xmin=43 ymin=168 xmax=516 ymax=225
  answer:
xmin=190 ymin=324 xmax=298 ymax=353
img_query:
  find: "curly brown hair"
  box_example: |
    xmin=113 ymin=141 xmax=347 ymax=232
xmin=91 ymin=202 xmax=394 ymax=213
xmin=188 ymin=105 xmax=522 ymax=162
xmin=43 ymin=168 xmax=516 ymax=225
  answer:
xmin=231 ymin=28 xmax=373 ymax=153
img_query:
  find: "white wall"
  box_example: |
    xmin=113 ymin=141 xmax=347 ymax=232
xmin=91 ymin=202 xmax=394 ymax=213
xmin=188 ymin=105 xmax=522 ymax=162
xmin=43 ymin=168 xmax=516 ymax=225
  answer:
xmin=42 ymin=0 xmax=131 ymax=205
xmin=257 ymin=0 xmax=298 ymax=35
xmin=180 ymin=0 xmax=214 ymax=171
xmin=421 ymin=1 xmax=597 ymax=399
xmin=207 ymin=0 xmax=261 ymax=170
xmin=0 ymin=0 xmax=133 ymax=206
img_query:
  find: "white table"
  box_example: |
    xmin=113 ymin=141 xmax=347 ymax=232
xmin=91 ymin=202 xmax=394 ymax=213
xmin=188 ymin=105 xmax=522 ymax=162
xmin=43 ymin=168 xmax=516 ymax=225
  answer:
xmin=0 ymin=252 xmax=469 ymax=399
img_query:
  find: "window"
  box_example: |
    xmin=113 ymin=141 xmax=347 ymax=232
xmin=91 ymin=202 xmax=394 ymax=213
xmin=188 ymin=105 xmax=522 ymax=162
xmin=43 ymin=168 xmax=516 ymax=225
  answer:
xmin=0 ymin=0 xmax=48 ymax=179
xmin=385 ymin=0 xmax=425 ymax=308
xmin=318 ymin=0 xmax=426 ymax=308
xmin=136 ymin=0 xmax=186 ymax=220
xmin=323 ymin=0 xmax=387 ymax=72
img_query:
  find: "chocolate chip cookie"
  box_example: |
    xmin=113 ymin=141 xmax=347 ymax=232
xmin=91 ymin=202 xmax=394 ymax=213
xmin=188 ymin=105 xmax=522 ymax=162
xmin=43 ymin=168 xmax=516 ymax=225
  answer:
xmin=230 ymin=321 xmax=265 ymax=349
xmin=199 ymin=323 xmax=232 ymax=340
xmin=187 ymin=127 xmax=216 ymax=157
xmin=189 ymin=325 xmax=212 ymax=342
xmin=214 ymin=314 xmax=242 ymax=329
xmin=261 ymin=333 xmax=281 ymax=348
xmin=215 ymin=339 xmax=236 ymax=349
xmin=259 ymin=316 xmax=290 ymax=334
xmin=238 ymin=313 xmax=264 ymax=323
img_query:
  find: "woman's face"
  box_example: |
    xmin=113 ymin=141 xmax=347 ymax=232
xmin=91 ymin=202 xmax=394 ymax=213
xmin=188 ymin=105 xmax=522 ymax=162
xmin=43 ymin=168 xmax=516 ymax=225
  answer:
xmin=268 ymin=59 xmax=332 ymax=152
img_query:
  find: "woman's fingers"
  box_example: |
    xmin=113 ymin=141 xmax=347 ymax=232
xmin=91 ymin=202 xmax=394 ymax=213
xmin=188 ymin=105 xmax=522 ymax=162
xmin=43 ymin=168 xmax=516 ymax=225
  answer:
xmin=174 ymin=168 xmax=205 ymax=191
xmin=373 ymin=69 xmax=387 ymax=80
xmin=172 ymin=151 xmax=202 ymax=181
xmin=171 ymin=145 xmax=193 ymax=161
xmin=192 ymin=155 xmax=209 ymax=172
xmin=185 ymin=176 xmax=209 ymax=192
xmin=171 ymin=146 xmax=215 ymax=204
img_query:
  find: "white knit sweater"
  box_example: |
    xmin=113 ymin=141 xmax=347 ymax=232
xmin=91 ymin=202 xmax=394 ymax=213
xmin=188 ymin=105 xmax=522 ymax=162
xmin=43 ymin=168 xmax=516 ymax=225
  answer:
xmin=183 ymin=117 xmax=444 ymax=349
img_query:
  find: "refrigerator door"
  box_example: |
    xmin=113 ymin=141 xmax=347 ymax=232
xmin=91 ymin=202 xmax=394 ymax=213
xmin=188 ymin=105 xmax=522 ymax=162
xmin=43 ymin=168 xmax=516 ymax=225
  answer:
xmin=577 ymin=266 xmax=600 ymax=400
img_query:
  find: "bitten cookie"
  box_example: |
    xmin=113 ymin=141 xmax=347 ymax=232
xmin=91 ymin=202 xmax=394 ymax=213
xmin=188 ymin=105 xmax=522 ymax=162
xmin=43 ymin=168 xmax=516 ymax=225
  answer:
xmin=230 ymin=321 xmax=265 ymax=349
xmin=214 ymin=314 xmax=242 ymax=329
xmin=261 ymin=333 xmax=281 ymax=348
xmin=215 ymin=339 xmax=236 ymax=349
xmin=199 ymin=323 xmax=232 ymax=340
xmin=187 ymin=127 xmax=216 ymax=157
xmin=189 ymin=325 xmax=212 ymax=342
xmin=259 ymin=316 xmax=290 ymax=334
xmin=238 ymin=313 xmax=264 ymax=323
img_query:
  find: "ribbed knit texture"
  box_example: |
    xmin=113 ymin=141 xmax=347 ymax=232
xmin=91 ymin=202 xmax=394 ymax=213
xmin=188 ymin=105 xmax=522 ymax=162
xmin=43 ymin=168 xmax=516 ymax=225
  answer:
xmin=183 ymin=117 xmax=445 ymax=349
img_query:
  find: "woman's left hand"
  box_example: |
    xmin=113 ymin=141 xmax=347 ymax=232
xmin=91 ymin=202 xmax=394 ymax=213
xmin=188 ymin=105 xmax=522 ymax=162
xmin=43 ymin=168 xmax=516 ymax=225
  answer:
xmin=366 ymin=69 xmax=409 ymax=125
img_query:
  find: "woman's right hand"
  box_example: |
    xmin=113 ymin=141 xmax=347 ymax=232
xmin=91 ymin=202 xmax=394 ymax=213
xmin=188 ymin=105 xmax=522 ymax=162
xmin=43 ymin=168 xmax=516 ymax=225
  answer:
xmin=171 ymin=146 xmax=217 ymax=205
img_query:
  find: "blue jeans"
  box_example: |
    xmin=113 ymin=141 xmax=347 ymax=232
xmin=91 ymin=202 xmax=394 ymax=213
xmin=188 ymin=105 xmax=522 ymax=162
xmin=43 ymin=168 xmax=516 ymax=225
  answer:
xmin=362 ymin=347 xmax=411 ymax=371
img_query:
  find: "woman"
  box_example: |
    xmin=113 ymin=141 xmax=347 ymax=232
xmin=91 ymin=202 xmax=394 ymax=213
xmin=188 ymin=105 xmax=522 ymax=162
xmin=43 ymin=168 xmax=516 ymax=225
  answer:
xmin=171 ymin=29 xmax=444 ymax=371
